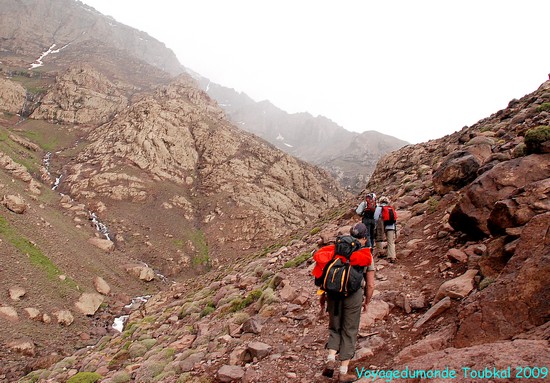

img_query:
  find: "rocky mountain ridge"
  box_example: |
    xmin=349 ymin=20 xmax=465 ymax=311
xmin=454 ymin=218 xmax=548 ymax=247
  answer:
xmin=10 ymin=80 xmax=548 ymax=383
xmin=194 ymin=76 xmax=408 ymax=192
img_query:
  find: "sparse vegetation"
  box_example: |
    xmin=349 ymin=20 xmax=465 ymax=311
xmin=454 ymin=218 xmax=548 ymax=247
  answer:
xmin=427 ymin=197 xmax=439 ymax=214
xmin=66 ymin=372 xmax=103 ymax=383
xmin=524 ymin=125 xmax=550 ymax=154
xmin=536 ymin=102 xmax=550 ymax=112
xmin=0 ymin=216 xmax=77 ymax=289
xmin=200 ymin=301 xmax=216 ymax=317
xmin=228 ymin=288 xmax=262 ymax=313
xmin=310 ymin=226 xmax=321 ymax=235
xmin=479 ymin=277 xmax=495 ymax=290
xmin=283 ymin=251 xmax=311 ymax=268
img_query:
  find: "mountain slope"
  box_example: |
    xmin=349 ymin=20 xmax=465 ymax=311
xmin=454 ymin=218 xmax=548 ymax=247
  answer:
xmin=0 ymin=1 xmax=352 ymax=379
xmin=195 ymin=78 xmax=408 ymax=192
xmin=15 ymin=80 xmax=549 ymax=383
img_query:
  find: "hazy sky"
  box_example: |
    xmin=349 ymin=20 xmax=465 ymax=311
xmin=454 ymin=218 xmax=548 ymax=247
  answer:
xmin=81 ymin=0 xmax=550 ymax=144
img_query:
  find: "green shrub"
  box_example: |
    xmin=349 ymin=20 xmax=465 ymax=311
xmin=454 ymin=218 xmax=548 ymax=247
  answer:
xmin=512 ymin=143 xmax=527 ymax=158
xmin=283 ymin=252 xmax=312 ymax=268
xmin=309 ymin=227 xmax=321 ymax=235
xmin=110 ymin=371 xmax=131 ymax=383
xmin=427 ymin=197 xmax=439 ymax=214
xmin=66 ymin=372 xmax=102 ymax=383
xmin=536 ymin=102 xmax=550 ymax=112
xmin=524 ymin=125 xmax=550 ymax=154
xmin=228 ymin=289 xmax=262 ymax=312
xmin=479 ymin=277 xmax=495 ymax=290
xmin=199 ymin=301 xmax=216 ymax=317
xmin=232 ymin=312 xmax=250 ymax=325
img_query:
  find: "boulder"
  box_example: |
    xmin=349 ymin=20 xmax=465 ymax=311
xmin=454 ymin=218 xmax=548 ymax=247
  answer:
xmin=435 ymin=269 xmax=478 ymax=302
xmin=414 ymin=297 xmax=452 ymax=329
xmin=7 ymin=339 xmax=36 ymax=356
xmin=9 ymin=286 xmax=26 ymax=300
xmin=449 ymin=154 xmax=550 ymax=238
xmin=125 ymin=264 xmax=156 ymax=282
xmin=390 ymin=339 xmax=550 ymax=383
xmin=217 ymin=365 xmax=245 ymax=382
xmin=433 ymin=152 xmax=481 ymax=195
xmin=88 ymin=237 xmax=115 ymax=251
xmin=360 ymin=299 xmax=390 ymax=328
xmin=53 ymin=310 xmax=74 ymax=326
xmin=2 ymin=194 xmax=27 ymax=214
xmin=0 ymin=306 xmax=19 ymax=321
xmin=455 ymin=212 xmax=550 ymax=347
xmin=74 ymin=293 xmax=104 ymax=316
xmin=93 ymin=276 xmax=111 ymax=295
xmin=0 ymin=78 xmax=26 ymax=113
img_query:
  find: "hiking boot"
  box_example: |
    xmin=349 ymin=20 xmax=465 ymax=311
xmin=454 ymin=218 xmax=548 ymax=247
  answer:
xmin=339 ymin=372 xmax=358 ymax=382
xmin=321 ymin=359 xmax=336 ymax=378
xmin=388 ymin=258 xmax=396 ymax=263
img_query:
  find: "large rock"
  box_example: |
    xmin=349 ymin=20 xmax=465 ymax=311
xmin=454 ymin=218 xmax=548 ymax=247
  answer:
xmin=74 ymin=293 xmax=104 ymax=316
xmin=7 ymin=339 xmax=36 ymax=357
xmin=360 ymin=299 xmax=390 ymax=328
xmin=53 ymin=310 xmax=74 ymax=326
xmin=454 ymin=213 xmax=550 ymax=347
xmin=433 ymin=152 xmax=482 ymax=195
xmin=217 ymin=365 xmax=245 ymax=382
xmin=396 ymin=324 xmax=456 ymax=363
xmin=9 ymin=286 xmax=26 ymax=301
xmin=87 ymin=237 xmax=115 ymax=252
xmin=449 ymin=154 xmax=550 ymax=238
xmin=488 ymin=177 xmax=550 ymax=235
xmin=382 ymin=339 xmax=550 ymax=383
xmin=0 ymin=78 xmax=26 ymax=114
xmin=93 ymin=276 xmax=111 ymax=295
xmin=434 ymin=269 xmax=478 ymax=302
xmin=2 ymin=194 xmax=27 ymax=214
xmin=125 ymin=264 xmax=156 ymax=282
xmin=0 ymin=306 xmax=19 ymax=321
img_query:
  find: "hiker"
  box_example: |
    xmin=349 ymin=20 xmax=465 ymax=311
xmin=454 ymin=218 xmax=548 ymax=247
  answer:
xmin=374 ymin=196 xmax=397 ymax=263
xmin=312 ymin=223 xmax=375 ymax=382
xmin=355 ymin=193 xmax=376 ymax=249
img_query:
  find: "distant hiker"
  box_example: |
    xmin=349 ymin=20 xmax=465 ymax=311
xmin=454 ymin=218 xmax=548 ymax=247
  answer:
xmin=312 ymin=223 xmax=375 ymax=382
xmin=355 ymin=193 xmax=377 ymax=248
xmin=374 ymin=196 xmax=398 ymax=263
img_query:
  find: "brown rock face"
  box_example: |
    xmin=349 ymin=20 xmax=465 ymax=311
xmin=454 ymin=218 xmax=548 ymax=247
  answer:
xmin=31 ymin=64 xmax=128 ymax=125
xmin=449 ymin=154 xmax=550 ymax=238
xmin=62 ymin=74 xmax=348 ymax=261
xmin=454 ymin=212 xmax=550 ymax=347
xmin=0 ymin=78 xmax=26 ymax=114
xmin=433 ymin=151 xmax=483 ymax=195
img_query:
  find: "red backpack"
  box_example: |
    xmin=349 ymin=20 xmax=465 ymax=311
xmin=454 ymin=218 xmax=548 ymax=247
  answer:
xmin=362 ymin=194 xmax=376 ymax=218
xmin=381 ymin=205 xmax=397 ymax=225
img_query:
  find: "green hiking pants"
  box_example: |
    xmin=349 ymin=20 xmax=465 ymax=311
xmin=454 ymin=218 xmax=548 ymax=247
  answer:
xmin=326 ymin=288 xmax=363 ymax=360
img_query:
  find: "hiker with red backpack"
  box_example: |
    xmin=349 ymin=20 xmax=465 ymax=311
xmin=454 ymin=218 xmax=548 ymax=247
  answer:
xmin=374 ymin=196 xmax=398 ymax=263
xmin=355 ymin=193 xmax=377 ymax=249
xmin=312 ymin=223 xmax=375 ymax=382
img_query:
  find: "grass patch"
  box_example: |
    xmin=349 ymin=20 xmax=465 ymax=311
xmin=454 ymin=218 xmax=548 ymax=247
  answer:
xmin=427 ymin=197 xmax=439 ymax=214
xmin=524 ymin=125 xmax=550 ymax=154
xmin=175 ymin=229 xmax=210 ymax=268
xmin=0 ymin=215 xmax=77 ymax=289
xmin=283 ymin=251 xmax=312 ymax=268
xmin=200 ymin=302 xmax=216 ymax=318
xmin=228 ymin=288 xmax=262 ymax=313
xmin=536 ymin=102 xmax=550 ymax=113
xmin=310 ymin=227 xmax=321 ymax=235
xmin=66 ymin=372 xmax=103 ymax=383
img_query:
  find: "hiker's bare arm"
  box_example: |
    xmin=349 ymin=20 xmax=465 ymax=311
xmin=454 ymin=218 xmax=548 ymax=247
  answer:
xmin=363 ymin=270 xmax=375 ymax=312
